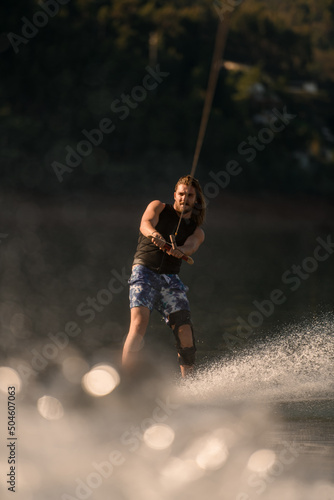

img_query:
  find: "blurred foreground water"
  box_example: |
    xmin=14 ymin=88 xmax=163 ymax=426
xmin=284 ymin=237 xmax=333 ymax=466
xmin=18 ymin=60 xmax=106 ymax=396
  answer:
xmin=1 ymin=319 xmax=334 ymax=500
xmin=0 ymin=192 xmax=334 ymax=499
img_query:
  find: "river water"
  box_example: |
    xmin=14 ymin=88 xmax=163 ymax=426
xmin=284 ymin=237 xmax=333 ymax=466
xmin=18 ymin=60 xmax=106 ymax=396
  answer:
xmin=0 ymin=193 xmax=333 ymax=499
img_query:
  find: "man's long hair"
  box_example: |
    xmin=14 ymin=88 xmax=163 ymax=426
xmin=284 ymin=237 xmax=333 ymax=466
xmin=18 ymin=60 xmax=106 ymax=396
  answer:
xmin=174 ymin=175 xmax=206 ymax=226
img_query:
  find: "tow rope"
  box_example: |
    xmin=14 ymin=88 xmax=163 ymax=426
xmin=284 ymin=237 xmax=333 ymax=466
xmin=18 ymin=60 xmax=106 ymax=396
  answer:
xmin=171 ymin=12 xmax=232 ymax=259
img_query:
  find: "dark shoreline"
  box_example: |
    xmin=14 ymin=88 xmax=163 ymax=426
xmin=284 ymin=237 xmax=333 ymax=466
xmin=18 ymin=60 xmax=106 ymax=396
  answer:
xmin=2 ymin=190 xmax=333 ymax=231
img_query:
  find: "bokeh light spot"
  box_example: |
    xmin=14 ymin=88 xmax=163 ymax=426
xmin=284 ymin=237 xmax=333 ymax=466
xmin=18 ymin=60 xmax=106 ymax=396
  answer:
xmin=143 ymin=424 xmax=175 ymax=450
xmin=0 ymin=366 xmax=22 ymax=393
xmin=247 ymin=449 xmax=276 ymax=472
xmin=81 ymin=364 xmax=120 ymax=397
xmin=37 ymin=396 xmax=64 ymax=420
xmin=196 ymin=436 xmax=229 ymax=470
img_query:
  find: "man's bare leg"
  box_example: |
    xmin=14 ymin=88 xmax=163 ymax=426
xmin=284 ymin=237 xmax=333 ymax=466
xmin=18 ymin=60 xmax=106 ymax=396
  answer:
xmin=122 ymin=306 xmax=150 ymax=372
xmin=177 ymin=324 xmax=195 ymax=378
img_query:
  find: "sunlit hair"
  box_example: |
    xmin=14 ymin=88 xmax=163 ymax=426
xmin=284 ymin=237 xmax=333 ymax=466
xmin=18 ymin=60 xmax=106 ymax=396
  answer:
xmin=174 ymin=175 xmax=206 ymax=226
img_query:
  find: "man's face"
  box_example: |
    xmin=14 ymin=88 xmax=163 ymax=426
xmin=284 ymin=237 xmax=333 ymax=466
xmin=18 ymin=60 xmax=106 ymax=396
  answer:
xmin=173 ymin=184 xmax=196 ymax=215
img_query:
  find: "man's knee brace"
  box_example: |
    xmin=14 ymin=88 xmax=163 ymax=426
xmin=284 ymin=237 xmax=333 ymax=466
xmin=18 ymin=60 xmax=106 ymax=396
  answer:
xmin=168 ymin=310 xmax=196 ymax=366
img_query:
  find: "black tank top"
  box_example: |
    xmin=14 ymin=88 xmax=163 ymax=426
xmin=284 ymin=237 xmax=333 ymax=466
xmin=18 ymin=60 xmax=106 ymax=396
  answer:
xmin=133 ymin=204 xmax=197 ymax=274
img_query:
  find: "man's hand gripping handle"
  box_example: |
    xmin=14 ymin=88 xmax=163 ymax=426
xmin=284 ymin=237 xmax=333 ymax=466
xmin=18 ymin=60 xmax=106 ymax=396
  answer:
xmin=150 ymin=232 xmax=194 ymax=265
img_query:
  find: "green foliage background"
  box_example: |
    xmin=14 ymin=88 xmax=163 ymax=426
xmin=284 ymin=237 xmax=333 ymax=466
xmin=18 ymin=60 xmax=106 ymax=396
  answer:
xmin=1 ymin=0 xmax=334 ymax=196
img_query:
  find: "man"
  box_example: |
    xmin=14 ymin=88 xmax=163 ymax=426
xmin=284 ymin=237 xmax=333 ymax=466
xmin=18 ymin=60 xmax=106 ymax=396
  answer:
xmin=122 ymin=175 xmax=206 ymax=377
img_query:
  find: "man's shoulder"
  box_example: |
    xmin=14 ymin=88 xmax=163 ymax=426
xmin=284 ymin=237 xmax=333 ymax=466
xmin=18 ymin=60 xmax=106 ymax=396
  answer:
xmin=147 ymin=200 xmax=166 ymax=211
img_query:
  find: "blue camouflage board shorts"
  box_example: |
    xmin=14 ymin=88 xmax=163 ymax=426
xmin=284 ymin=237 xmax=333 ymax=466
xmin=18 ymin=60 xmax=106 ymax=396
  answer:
xmin=129 ymin=264 xmax=190 ymax=324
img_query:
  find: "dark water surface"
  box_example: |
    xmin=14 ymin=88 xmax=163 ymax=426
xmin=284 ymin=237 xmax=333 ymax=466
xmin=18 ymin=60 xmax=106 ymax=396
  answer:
xmin=0 ymin=192 xmax=334 ymax=499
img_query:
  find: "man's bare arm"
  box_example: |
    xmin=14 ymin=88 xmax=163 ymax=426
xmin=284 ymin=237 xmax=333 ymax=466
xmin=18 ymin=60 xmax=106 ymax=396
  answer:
xmin=139 ymin=200 xmax=167 ymax=249
xmin=139 ymin=200 xmax=165 ymax=237
xmin=177 ymin=227 xmax=205 ymax=256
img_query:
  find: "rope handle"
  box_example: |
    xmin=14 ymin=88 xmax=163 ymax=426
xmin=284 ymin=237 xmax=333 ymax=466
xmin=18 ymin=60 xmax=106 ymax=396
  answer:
xmin=149 ymin=233 xmax=194 ymax=265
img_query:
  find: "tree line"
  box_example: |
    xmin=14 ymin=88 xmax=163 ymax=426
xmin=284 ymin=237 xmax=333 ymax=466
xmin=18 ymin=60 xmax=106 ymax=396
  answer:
xmin=1 ymin=0 xmax=333 ymax=196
